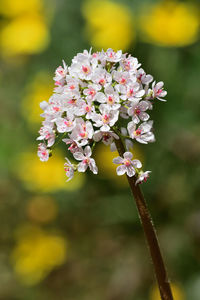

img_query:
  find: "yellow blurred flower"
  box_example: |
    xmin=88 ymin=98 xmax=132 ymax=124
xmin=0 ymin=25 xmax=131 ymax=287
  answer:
xmin=95 ymin=143 xmax=144 ymax=186
xmin=27 ymin=196 xmax=58 ymax=224
xmin=150 ymin=283 xmax=185 ymax=300
xmin=0 ymin=14 xmax=50 ymax=56
xmin=0 ymin=0 xmax=42 ymax=17
xmin=16 ymin=150 xmax=85 ymax=193
xmin=11 ymin=225 xmax=67 ymax=285
xmin=82 ymin=0 xmax=134 ymax=51
xmin=139 ymin=1 xmax=200 ymax=47
xmin=21 ymin=72 xmax=53 ymax=126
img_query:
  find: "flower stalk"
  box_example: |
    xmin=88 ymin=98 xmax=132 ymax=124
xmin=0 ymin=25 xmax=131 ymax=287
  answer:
xmin=115 ymin=137 xmax=173 ymax=300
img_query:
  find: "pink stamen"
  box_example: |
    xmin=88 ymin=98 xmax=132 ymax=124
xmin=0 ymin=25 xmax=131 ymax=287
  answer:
xmin=85 ymin=105 xmax=91 ymax=112
xmin=134 ymin=129 xmax=141 ymax=136
xmin=124 ymin=159 xmax=131 ymax=166
xmin=80 ymin=132 xmax=88 ymax=138
xmin=53 ymin=106 xmax=60 ymax=111
xmin=135 ymin=108 xmax=141 ymax=115
xmin=68 ymin=99 xmax=76 ymax=104
xmin=108 ymin=96 xmax=114 ymax=104
xmin=120 ymin=78 xmax=126 ymax=84
xmin=103 ymin=114 xmax=109 ymax=123
xmin=99 ymin=78 xmax=105 ymax=85
xmin=82 ymin=65 xmax=89 ymax=74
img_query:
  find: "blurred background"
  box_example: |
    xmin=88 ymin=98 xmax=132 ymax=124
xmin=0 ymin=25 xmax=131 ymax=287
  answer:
xmin=0 ymin=0 xmax=200 ymax=299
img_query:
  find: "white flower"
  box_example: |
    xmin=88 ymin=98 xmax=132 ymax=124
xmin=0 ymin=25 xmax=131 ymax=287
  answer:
xmin=105 ymin=48 xmax=123 ymax=62
xmin=151 ymin=81 xmax=167 ymax=101
xmin=73 ymin=146 xmax=98 ymax=174
xmin=37 ymin=143 xmax=49 ymax=162
xmin=95 ymin=85 xmax=120 ymax=110
xmin=128 ymin=100 xmax=150 ymax=124
xmin=137 ymin=68 xmax=153 ymax=85
xmin=55 ymin=116 xmax=75 ymax=133
xmin=70 ymin=118 xmax=94 ymax=146
xmin=37 ymin=48 xmax=167 ymax=180
xmin=127 ymin=121 xmax=155 ymax=144
xmin=93 ymin=130 xmax=119 ymax=145
xmin=92 ymin=105 xmax=119 ymax=131
xmin=136 ymin=171 xmax=151 ymax=185
xmin=37 ymin=125 xmax=55 ymax=147
xmin=113 ymin=152 xmax=142 ymax=177
xmin=64 ymin=158 xmax=76 ymax=181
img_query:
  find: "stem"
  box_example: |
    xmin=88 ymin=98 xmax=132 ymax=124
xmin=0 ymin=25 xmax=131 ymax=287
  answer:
xmin=115 ymin=138 xmax=174 ymax=300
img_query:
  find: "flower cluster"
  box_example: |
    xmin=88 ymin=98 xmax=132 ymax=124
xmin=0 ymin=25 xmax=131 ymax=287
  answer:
xmin=37 ymin=48 xmax=167 ymax=184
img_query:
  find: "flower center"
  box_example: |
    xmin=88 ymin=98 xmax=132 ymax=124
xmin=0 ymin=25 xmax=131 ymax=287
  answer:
xmin=79 ymin=132 xmax=88 ymax=138
xmin=103 ymin=133 xmax=110 ymax=141
xmin=89 ymin=89 xmax=96 ymax=96
xmin=102 ymin=114 xmax=109 ymax=123
xmin=99 ymin=78 xmax=105 ymax=85
xmin=53 ymin=106 xmax=60 ymax=111
xmin=124 ymin=159 xmax=131 ymax=166
xmin=157 ymin=88 xmax=163 ymax=95
xmin=134 ymin=129 xmax=141 ymax=136
xmin=85 ymin=105 xmax=91 ymax=112
xmin=64 ymin=120 xmax=72 ymax=127
xmin=135 ymin=108 xmax=141 ymax=115
xmin=83 ymin=158 xmax=89 ymax=164
xmin=107 ymin=96 xmax=114 ymax=104
xmin=68 ymin=98 xmax=76 ymax=104
xmin=82 ymin=65 xmax=90 ymax=74
xmin=120 ymin=78 xmax=126 ymax=84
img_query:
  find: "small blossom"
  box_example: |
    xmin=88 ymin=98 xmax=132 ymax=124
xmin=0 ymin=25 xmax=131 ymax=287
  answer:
xmin=37 ymin=143 xmax=49 ymax=162
xmin=113 ymin=152 xmax=142 ymax=177
xmin=93 ymin=130 xmax=119 ymax=145
xmin=73 ymin=146 xmax=98 ymax=174
xmin=151 ymin=81 xmax=167 ymax=101
xmin=127 ymin=121 xmax=155 ymax=144
xmin=136 ymin=171 xmax=151 ymax=185
xmin=64 ymin=158 xmax=76 ymax=181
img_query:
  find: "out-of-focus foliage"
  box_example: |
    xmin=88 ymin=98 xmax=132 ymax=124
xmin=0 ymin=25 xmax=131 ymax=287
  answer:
xmin=0 ymin=0 xmax=200 ymax=299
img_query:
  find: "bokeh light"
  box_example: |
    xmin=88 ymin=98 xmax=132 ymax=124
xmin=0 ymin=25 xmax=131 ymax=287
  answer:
xmin=139 ymin=1 xmax=200 ymax=47
xmin=82 ymin=0 xmax=134 ymax=51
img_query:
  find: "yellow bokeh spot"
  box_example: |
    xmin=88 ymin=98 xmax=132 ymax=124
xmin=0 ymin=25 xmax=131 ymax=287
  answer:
xmin=95 ymin=143 xmax=144 ymax=186
xmin=0 ymin=0 xmax=42 ymax=17
xmin=21 ymin=72 xmax=53 ymax=126
xmin=139 ymin=1 xmax=200 ymax=47
xmin=0 ymin=14 xmax=50 ymax=56
xmin=11 ymin=225 xmax=67 ymax=285
xmin=27 ymin=196 xmax=58 ymax=224
xmin=16 ymin=150 xmax=85 ymax=193
xmin=82 ymin=0 xmax=134 ymax=51
xmin=150 ymin=283 xmax=185 ymax=300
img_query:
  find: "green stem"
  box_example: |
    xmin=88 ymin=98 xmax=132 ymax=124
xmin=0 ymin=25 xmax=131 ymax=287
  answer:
xmin=114 ymin=137 xmax=174 ymax=300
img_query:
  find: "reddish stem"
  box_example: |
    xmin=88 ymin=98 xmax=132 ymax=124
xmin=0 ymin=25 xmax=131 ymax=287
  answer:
xmin=115 ymin=138 xmax=174 ymax=300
